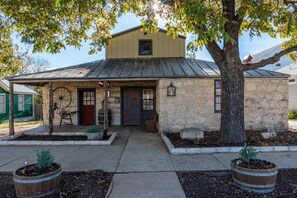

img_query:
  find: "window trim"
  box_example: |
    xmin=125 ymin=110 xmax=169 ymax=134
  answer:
xmin=18 ymin=94 xmax=24 ymax=111
xmin=138 ymin=40 xmax=153 ymax=56
xmin=0 ymin=94 xmax=6 ymax=114
xmin=214 ymin=80 xmax=221 ymax=113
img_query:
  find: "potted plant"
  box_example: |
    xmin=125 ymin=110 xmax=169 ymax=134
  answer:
xmin=13 ymin=149 xmax=62 ymax=197
xmin=87 ymin=126 xmax=103 ymax=140
xmin=231 ymin=144 xmax=278 ymax=193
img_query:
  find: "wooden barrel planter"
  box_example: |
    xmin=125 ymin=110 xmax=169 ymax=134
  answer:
xmin=13 ymin=164 xmax=62 ymax=198
xmin=231 ymin=161 xmax=277 ymax=193
xmin=98 ymin=109 xmax=112 ymax=126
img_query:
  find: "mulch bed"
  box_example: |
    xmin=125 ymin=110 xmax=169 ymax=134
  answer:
xmin=16 ymin=163 xmax=60 ymax=176
xmin=232 ymin=158 xmax=276 ymax=169
xmin=166 ymin=131 xmax=297 ymax=148
xmin=10 ymin=135 xmax=110 ymax=141
xmin=178 ymin=169 xmax=297 ymax=198
xmin=0 ymin=170 xmax=113 ymax=198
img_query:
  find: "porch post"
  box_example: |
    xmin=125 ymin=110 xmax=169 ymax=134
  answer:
xmin=103 ymin=81 xmax=109 ymax=138
xmin=9 ymin=81 xmax=14 ymax=136
xmin=49 ymin=81 xmax=54 ymax=135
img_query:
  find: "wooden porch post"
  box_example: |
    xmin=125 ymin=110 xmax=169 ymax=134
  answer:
xmin=9 ymin=81 xmax=14 ymax=136
xmin=49 ymin=81 xmax=54 ymax=135
xmin=103 ymin=81 xmax=109 ymax=138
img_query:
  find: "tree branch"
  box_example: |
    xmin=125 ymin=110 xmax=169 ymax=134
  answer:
xmin=205 ymin=41 xmax=225 ymax=68
xmin=243 ymin=45 xmax=297 ymax=70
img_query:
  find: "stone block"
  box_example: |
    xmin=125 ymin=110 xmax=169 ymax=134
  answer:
xmin=261 ymin=132 xmax=277 ymax=139
xmin=180 ymin=129 xmax=204 ymax=140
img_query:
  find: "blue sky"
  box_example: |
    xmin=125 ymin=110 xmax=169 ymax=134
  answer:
xmin=32 ymin=13 xmax=284 ymax=69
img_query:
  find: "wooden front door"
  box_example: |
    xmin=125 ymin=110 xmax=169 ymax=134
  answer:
xmin=122 ymin=88 xmax=141 ymax=125
xmin=79 ymin=90 xmax=95 ymax=125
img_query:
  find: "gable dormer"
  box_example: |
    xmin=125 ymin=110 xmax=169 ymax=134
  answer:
xmin=106 ymin=26 xmax=186 ymax=59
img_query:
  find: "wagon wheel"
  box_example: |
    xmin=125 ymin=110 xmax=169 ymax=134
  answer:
xmin=53 ymin=87 xmax=72 ymax=110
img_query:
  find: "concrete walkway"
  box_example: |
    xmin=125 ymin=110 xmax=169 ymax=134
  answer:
xmin=2 ymin=126 xmax=297 ymax=197
xmin=109 ymin=128 xmax=185 ymax=198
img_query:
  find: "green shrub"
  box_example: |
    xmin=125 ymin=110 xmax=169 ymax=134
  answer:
xmin=239 ymin=143 xmax=258 ymax=162
xmin=87 ymin=126 xmax=102 ymax=133
xmin=36 ymin=149 xmax=54 ymax=169
xmin=288 ymin=110 xmax=297 ymax=119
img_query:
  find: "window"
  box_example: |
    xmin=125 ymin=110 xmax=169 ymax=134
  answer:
xmin=142 ymin=89 xmax=154 ymax=110
xmin=289 ymin=78 xmax=296 ymax=84
xmin=83 ymin=91 xmax=95 ymax=106
xmin=214 ymin=80 xmax=221 ymax=113
xmin=0 ymin=94 xmax=5 ymax=114
xmin=139 ymin=40 xmax=152 ymax=55
xmin=18 ymin=95 xmax=24 ymax=111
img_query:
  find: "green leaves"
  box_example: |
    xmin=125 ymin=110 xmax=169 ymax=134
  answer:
xmin=239 ymin=143 xmax=258 ymax=162
xmin=0 ymin=0 xmax=297 ymax=76
xmin=36 ymin=149 xmax=55 ymax=169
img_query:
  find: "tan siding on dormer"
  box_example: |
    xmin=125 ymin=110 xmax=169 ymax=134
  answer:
xmin=106 ymin=29 xmax=186 ymax=58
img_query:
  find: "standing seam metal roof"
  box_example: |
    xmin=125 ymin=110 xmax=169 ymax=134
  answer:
xmin=7 ymin=58 xmax=289 ymax=82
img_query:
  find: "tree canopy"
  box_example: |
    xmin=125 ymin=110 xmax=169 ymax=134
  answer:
xmin=1 ymin=0 xmax=297 ymax=142
xmin=1 ymin=0 xmax=296 ymax=61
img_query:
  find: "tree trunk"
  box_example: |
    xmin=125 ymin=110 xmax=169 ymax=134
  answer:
xmin=220 ymin=62 xmax=246 ymax=143
xmin=9 ymin=82 xmax=14 ymax=136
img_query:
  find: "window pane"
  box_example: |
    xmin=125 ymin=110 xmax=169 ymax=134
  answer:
xmin=215 ymin=97 xmax=221 ymax=103
xmin=216 ymin=89 xmax=221 ymax=95
xmin=0 ymin=95 xmax=3 ymax=104
xmin=215 ymin=81 xmax=221 ymax=89
xmin=139 ymin=40 xmax=152 ymax=55
xmin=216 ymin=104 xmax=221 ymax=111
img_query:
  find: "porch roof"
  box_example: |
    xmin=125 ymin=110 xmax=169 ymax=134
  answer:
xmin=7 ymin=58 xmax=289 ymax=84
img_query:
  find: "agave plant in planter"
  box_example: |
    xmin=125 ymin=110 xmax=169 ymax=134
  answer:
xmin=231 ymin=144 xmax=277 ymax=193
xmin=13 ymin=149 xmax=62 ymax=198
xmin=87 ymin=126 xmax=103 ymax=140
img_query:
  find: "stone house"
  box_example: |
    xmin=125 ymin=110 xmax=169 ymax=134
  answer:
xmin=7 ymin=26 xmax=289 ymax=132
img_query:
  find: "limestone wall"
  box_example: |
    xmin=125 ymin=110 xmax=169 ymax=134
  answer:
xmin=157 ymin=78 xmax=288 ymax=133
xmin=42 ymin=78 xmax=288 ymax=133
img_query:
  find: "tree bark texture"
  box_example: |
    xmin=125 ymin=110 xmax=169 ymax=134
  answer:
xmin=9 ymin=82 xmax=14 ymax=136
xmin=220 ymin=61 xmax=246 ymax=143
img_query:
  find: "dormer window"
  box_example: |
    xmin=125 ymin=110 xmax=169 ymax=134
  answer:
xmin=139 ymin=40 xmax=152 ymax=55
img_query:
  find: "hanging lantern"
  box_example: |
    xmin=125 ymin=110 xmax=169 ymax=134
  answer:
xmin=167 ymin=82 xmax=176 ymax=96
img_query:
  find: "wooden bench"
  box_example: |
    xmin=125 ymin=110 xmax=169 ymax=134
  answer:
xmin=145 ymin=113 xmax=158 ymax=133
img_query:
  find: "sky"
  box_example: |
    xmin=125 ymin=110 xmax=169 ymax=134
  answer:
xmin=31 ymin=13 xmax=285 ymax=69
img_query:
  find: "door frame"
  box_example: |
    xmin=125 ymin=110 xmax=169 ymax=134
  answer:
xmin=120 ymin=87 xmax=156 ymax=126
xmin=77 ymin=88 xmax=96 ymax=125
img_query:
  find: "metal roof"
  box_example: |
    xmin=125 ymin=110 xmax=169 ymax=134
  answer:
xmin=7 ymin=58 xmax=288 ymax=83
xmin=0 ymin=79 xmax=37 ymax=94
